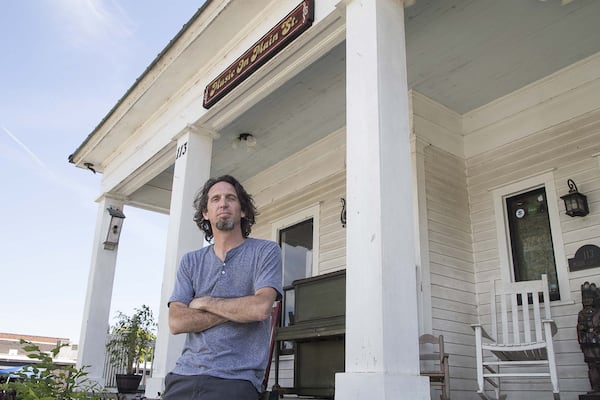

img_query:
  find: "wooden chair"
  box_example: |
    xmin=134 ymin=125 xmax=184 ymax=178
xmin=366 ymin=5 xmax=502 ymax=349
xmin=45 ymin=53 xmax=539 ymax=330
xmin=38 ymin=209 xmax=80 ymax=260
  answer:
xmin=419 ymin=334 xmax=450 ymax=400
xmin=471 ymin=274 xmax=559 ymax=400
xmin=260 ymin=301 xmax=281 ymax=400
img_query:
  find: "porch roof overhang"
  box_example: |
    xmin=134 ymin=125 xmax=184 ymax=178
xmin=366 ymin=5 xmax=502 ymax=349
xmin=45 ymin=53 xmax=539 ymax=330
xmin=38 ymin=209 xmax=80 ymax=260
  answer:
xmin=68 ymin=0 xmax=600 ymax=212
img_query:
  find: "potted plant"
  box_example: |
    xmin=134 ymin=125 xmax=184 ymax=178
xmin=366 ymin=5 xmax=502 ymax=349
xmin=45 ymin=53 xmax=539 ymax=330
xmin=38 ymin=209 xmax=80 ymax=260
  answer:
xmin=105 ymin=305 xmax=156 ymax=394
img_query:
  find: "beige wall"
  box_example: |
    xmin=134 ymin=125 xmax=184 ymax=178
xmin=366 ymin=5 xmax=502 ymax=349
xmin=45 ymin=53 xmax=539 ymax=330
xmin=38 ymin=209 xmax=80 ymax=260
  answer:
xmin=466 ymin=112 xmax=600 ymax=398
xmin=248 ymin=52 xmax=600 ymax=399
xmin=414 ymin=52 xmax=600 ymax=399
xmin=423 ymin=144 xmax=478 ymax=397
xmin=246 ymin=129 xmax=347 ymax=276
xmin=245 ymin=130 xmax=347 ymax=390
xmin=252 ymin=170 xmax=346 ymax=275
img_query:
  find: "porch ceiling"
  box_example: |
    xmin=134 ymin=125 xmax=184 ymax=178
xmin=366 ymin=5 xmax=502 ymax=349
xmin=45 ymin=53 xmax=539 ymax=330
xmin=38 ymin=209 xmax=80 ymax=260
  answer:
xmin=127 ymin=0 xmax=600 ymax=211
xmin=405 ymin=0 xmax=600 ymax=114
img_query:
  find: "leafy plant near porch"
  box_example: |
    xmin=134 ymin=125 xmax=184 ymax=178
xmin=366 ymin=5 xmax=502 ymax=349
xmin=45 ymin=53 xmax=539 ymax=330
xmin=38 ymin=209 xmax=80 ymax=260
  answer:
xmin=1 ymin=339 xmax=101 ymax=400
xmin=105 ymin=305 xmax=156 ymax=376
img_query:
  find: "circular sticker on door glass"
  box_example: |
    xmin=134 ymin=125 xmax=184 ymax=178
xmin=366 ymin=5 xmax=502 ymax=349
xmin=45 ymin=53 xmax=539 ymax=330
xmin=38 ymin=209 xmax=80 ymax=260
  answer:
xmin=516 ymin=208 xmax=525 ymax=218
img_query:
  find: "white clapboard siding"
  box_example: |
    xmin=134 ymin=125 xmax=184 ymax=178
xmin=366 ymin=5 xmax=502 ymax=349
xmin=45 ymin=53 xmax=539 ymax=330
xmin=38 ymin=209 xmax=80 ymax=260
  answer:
xmin=245 ymin=129 xmax=345 ymax=210
xmin=247 ymin=136 xmax=346 ymax=394
xmin=265 ymin=356 xmax=294 ymax=391
xmin=248 ymin=127 xmax=346 ymax=258
xmin=249 ymin=65 xmax=600 ymax=400
xmin=252 ymin=170 xmax=346 ymax=276
xmin=424 ymin=144 xmax=479 ymax=396
xmin=467 ymin=104 xmax=600 ymax=399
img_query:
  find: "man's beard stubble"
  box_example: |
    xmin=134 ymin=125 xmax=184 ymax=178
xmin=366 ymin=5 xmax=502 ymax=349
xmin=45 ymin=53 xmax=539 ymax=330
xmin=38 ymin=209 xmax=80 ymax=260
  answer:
xmin=215 ymin=219 xmax=235 ymax=232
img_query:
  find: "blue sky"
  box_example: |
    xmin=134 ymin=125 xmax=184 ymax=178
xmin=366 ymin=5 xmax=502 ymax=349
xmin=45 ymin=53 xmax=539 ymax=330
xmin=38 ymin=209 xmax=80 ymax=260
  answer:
xmin=0 ymin=1 xmax=204 ymax=343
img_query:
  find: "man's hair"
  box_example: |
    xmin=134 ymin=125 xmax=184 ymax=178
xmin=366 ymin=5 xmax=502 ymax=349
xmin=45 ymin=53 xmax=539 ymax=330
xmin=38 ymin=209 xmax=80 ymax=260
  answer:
xmin=193 ymin=175 xmax=257 ymax=242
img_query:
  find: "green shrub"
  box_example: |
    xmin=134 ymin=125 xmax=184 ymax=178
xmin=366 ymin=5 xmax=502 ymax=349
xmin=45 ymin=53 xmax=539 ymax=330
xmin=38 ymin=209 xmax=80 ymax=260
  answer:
xmin=2 ymin=340 xmax=101 ymax=400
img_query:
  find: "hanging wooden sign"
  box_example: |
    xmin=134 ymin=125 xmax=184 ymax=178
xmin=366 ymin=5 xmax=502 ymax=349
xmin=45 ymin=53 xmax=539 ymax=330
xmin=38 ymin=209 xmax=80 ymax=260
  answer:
xmin=203 ymin=0 xmax=314 ymax=109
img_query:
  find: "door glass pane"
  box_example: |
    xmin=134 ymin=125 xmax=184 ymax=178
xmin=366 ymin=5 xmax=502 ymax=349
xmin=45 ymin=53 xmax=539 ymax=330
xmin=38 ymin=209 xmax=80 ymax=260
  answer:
xmin=280 ymin=219 xmax=313 ymax=287
xmin=506 ymin=188 xmax=559 ymax=300
xmin=278 ymin=219 xmax=313 ymax=353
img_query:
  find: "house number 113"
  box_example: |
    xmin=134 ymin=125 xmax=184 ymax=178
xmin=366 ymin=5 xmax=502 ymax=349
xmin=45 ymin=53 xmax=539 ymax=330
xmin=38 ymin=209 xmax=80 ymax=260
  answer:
xmin=176 ymin=142 xmax=187 ymax=160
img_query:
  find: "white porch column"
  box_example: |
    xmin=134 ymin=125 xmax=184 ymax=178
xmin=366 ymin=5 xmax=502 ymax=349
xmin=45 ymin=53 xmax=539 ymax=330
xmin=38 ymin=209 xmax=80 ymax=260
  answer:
xmin=335 ymin=0 xmax=430 ymax=399
xmin=77 ymin=196 xmax=125 ymax=386
xmin=145 ymin=125 xmax=218 ymax=398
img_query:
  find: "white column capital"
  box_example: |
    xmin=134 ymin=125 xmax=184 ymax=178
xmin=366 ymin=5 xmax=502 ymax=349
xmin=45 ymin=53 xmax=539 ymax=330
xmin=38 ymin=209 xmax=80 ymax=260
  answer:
xmin=174 ymin=124 xmax=220 ymax=141
xmin=337 ymin=0 xmax=416 ymax=8
xmin=95 ymin=192 xmax=127 ymax=204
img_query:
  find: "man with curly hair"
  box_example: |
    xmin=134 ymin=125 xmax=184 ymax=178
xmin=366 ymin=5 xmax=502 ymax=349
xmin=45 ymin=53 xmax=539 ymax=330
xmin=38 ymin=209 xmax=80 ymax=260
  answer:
xmin=163 ymin=175 xmax=282 ymax=400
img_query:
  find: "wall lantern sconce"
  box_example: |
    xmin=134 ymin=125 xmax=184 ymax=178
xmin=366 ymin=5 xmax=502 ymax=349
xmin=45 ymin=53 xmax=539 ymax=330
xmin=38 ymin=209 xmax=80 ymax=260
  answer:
xmin=104 ymin=207 xmax=126 ymax=250
xmin=232 ymin=133 xmax=257 ymax=152
xmin=340 ymin=198 xmax=347 ymax=228
xmin=560 ymin=179 xmax=589 ymax=217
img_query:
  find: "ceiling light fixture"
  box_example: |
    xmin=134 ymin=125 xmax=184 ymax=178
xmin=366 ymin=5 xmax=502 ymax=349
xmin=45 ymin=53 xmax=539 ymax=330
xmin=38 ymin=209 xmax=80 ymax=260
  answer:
xmin=232 ymin=133 xmax=257 ymax=152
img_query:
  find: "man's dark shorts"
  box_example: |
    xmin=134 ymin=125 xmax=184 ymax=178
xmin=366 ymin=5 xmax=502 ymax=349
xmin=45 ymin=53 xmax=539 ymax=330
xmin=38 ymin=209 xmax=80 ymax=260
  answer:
xmin=162 ymin=373 xmax=259 ymax=400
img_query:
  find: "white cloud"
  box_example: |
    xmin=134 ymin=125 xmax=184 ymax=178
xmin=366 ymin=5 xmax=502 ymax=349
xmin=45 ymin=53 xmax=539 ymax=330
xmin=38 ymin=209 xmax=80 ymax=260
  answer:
xmin=2 ymin=125 xmax=47 ymax=169
xmin=0 ymin=123 xmax=100 ymax=206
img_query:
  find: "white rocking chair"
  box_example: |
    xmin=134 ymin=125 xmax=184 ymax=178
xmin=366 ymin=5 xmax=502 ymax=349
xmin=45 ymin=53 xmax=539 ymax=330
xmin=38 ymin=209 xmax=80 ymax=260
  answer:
xmin=471 ymin=274 xmax=559 ymax=400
